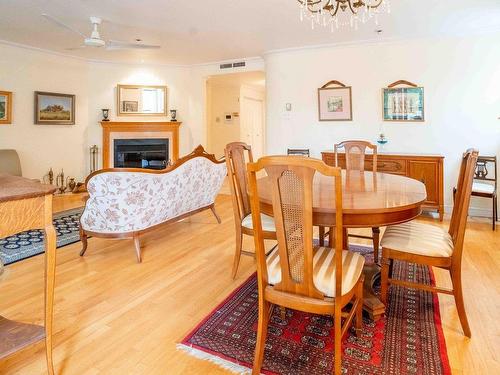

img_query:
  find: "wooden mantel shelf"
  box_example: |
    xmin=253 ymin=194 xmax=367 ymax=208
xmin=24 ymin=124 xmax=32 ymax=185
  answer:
xmin=101 ymin=121 xmax=181 ymax=169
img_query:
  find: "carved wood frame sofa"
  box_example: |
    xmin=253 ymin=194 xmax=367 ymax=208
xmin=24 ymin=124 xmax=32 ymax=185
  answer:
xmin=79 ymin=145 xmax=227 ymax=262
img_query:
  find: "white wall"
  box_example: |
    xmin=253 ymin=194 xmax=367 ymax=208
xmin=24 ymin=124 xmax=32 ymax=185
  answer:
xmin=265 ymin=34 xmax=500 ymax=214
xmin=0 ymin=44 xmax=89 ymax=181
xmin=206 ymin=82 xmax=241 ymax=158
xmin=86 ymin=62 xmax=192 ymax=172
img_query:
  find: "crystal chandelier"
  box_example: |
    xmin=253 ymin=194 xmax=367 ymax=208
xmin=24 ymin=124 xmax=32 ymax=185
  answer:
xmin=298 ymin=0 xmax=391 ymax=31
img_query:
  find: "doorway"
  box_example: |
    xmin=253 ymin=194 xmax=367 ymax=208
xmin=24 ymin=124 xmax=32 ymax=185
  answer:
xmin=206 ymin=71 xmax=266 ymax=159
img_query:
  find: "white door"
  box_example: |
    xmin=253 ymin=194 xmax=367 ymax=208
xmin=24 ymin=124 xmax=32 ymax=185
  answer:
xmin=240 ymin=86 xmax=265 ymax=159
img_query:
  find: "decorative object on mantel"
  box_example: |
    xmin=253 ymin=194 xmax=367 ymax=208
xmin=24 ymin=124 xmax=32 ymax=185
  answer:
xmin=170 ymin=109 xmax=177 ymax=121
xmin=318 ymin=80 xmax=352 ymax=121
xmin=117 ymin=84 xmax=167 ymax=116
xmin=0 ymin=91 xmax=13 ymax=125
xmin=383 ymin=80 xmax=424 ymax=122
xmin=90 ymin=145 xmax=99 ymax=173
xmin=101 ymin=108 xmax=110 ymax=121
xmin=35 ymin=91 xmax=75 ymax=125
xmin=298 ymin=0 xmax=391 ymax=31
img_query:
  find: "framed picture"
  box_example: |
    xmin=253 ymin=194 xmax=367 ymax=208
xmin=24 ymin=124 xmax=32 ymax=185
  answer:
xmin=383 ymin=81 xmax=424 ymax=122
xmin=35 ymin=91 xmax=75 ymax=125
xmin=123 ymin=100 xmax=139 ymax=112
xmin=318 ymin=80 xmax=352 ymax=121
xmin=0 ymin=91 xmax=13 ymax=125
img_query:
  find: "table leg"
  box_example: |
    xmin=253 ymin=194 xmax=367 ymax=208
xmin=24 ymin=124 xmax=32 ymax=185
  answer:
xmin=44 ymin=217 xmax=56 ymax=375
xmin=362 ymin=263 xmax=385 ymax=321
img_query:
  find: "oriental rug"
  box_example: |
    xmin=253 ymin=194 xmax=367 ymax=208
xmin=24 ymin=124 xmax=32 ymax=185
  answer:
xmin=0 ymin=208 xmax=83 ymax=265
xmin=179 ymin=245 xmax=451 ymax=375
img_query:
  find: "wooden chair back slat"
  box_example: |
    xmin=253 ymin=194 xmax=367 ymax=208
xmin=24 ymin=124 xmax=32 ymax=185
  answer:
xmin=334 ymin=140 xmax=378 ymax=173
xmin=247 ymin=156 xmax=344 ymax=300
xmin=225 ymin=142 xmax=253 ymax=221
xmin=449 ymin=149 xmax=479 ymax=264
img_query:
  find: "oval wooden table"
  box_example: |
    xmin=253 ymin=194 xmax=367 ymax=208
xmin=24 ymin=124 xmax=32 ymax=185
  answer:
xmin=257 ymin=170 xmax=427 ymax=321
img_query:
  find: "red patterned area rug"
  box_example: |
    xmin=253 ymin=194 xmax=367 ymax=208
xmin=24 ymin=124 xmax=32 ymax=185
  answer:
xmin=178 ymin=245 xmax=451 ymax=375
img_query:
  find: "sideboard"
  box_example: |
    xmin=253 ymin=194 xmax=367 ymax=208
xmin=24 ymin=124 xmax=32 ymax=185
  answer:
xmin=321 ymin=151 xmax=444 ymax=221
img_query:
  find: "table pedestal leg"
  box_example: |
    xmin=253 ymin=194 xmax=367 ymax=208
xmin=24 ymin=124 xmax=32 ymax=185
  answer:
xmin=362 ymin=263 xmax=385 ymax=321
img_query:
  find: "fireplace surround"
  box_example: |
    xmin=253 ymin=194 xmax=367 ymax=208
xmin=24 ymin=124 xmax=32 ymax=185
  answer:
xmin=101 ymin=121 xmax=181 ymax=169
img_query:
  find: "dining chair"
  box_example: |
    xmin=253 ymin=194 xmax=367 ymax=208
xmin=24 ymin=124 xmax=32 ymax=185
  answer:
xmin=224 ymin=142 xmax=277 ymax=279
xmin=454 ymin=155 xmax=497 ymax=230
xmin=247 ymin=156 xmax=365 ymax=375
xmin=332 ymin=140 xmax=380 ymax=260
xmin=287 ymin=148 xmax=310 ymax=157
xmin=380 ymin=149 xmax=479 ymax=337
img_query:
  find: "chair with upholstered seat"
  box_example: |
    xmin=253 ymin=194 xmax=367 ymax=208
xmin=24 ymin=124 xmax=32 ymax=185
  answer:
xmin=454 ymin=155 xmax=497 ymax=230
xmin=247 ymin=156 xmax=364 ymax=375
xmin=224 ymin=142 xmax=277 ymax=279
xmin=380 ymin=149 xmax=479 ymax=337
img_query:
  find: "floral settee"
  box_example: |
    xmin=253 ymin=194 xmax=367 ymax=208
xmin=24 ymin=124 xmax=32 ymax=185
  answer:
xmin=79 ymin=145 xmax=227 ymax=262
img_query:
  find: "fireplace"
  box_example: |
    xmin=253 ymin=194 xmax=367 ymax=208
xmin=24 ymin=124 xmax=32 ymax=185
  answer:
xmin=101 ymin=121 xmax=181 ymax=169
xmin=113 ymin=138 xmax=169 ymax=170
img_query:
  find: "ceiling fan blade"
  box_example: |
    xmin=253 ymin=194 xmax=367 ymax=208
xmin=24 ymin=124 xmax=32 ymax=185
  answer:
xmin=106 ymin=40 xmax=160 ymax=50
xmin=42 ymin=13 xmax=87 ymax=38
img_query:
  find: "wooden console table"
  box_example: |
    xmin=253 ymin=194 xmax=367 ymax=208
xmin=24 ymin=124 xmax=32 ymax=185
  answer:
xmin=322 ymin=151 xmax=445 ymax=220
xmin=0 ymin=174 xmax=57 ymax=374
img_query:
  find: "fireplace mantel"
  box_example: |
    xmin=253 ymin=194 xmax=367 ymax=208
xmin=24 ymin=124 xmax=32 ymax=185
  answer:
xmin=101 ymin=121 xmax=181 ymax=169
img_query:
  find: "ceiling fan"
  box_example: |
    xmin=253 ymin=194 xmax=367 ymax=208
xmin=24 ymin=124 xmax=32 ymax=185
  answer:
xmin=41 ymin=13 xmax=160 ymax=50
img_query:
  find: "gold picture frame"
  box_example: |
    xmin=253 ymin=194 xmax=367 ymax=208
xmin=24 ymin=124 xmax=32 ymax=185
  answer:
xmin=35 ymin=91 xmax=75 ymax=125
xmin=0 ymin=91 xmax=13 ymax=125
xmin=117 ymin=84 xmax=167 ymax=116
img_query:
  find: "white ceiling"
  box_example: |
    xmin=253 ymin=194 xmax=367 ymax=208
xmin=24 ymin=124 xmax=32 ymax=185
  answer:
xmin=1 ymin=0 xmax=499 ymax=65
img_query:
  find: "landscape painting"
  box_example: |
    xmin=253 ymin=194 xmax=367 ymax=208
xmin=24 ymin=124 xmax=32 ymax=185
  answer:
xmin=0 ymin=91 xmax=12 ymax=124
xmin=35 ymin=91 xmax=75 ymax=125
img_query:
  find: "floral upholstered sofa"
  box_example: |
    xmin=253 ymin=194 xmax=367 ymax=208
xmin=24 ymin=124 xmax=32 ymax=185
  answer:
xmin=79 ymin=145 xmax=227 ymax=262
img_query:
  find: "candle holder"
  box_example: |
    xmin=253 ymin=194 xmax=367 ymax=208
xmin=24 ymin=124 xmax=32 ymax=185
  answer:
xmin=170 ymin=109 xmax=177 ymax=122
xmin=101 ymin=108 xmax=110 ymax=121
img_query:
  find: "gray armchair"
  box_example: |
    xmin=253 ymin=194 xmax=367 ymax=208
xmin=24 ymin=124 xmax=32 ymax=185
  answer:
xmin=0 ymin=149 xmax=22 ymax=176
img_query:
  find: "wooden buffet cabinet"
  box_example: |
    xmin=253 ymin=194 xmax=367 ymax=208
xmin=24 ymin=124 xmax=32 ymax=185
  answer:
xmin=321 ymin=151 xmax=445 ymax=221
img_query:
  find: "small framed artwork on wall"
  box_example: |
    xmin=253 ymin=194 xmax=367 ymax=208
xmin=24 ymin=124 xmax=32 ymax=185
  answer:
xmin=383 ymin=80 xmax=424 ymax=122
xmin=318 ymin=80 xmax=352 ymax=121
xmin=0 ymin=91 xmax=13 ymax=125
xmin=35 ymin=91 xmax=75 ymax=125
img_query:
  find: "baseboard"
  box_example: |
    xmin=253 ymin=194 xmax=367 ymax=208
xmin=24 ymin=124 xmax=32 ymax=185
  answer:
xmin=444 ymin=204 xmax=498 ymax=219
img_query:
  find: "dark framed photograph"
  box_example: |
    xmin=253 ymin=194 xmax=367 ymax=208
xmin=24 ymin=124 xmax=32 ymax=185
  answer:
xmin=35 ymin=91 xmax=75 ymax=125
xmin=0 ymin=91 xmax=13 ymax=125
xmin=318 ymin=80 xmax=352 ymax=121
xmin=383 ymin=86 xmax=424 ymax=122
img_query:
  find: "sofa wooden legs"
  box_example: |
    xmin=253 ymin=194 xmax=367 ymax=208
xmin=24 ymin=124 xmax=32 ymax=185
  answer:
xmin=79 ymin=226 xmax=88 ymax=257
xmin=210 ymin=205 xmax=222 ymax=224
xmin=133 ymin=234 xmax=142 ymax=263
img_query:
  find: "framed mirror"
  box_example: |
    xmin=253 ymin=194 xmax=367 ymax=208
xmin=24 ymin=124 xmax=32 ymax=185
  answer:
xmin=117 ymin=84 xmax=167 ymax=116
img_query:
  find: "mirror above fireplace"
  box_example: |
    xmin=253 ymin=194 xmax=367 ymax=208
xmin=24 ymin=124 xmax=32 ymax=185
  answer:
xmin=117 ymin=84 xmax=167 ymax=116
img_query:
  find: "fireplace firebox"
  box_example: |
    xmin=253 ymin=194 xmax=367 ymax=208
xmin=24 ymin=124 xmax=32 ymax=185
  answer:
xmin=113 ymin=138 xmax=169 ymax=170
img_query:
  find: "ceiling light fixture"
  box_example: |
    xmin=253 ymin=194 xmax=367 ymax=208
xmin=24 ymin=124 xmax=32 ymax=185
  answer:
xmin=297 ymin=0 xmax=391 ymax=31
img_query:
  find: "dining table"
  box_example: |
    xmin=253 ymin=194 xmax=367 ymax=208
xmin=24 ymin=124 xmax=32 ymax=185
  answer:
xmin=257 ymin=169 xmax=427 ymax=321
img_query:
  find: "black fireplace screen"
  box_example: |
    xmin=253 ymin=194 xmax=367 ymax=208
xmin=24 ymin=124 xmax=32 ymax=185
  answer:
xmin=114 ymin=138 xmax=169 ymax=170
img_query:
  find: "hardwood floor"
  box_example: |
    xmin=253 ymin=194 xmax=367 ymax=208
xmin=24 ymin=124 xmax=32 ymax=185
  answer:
xmin=0 ymin=194 xmax=498 ymax=374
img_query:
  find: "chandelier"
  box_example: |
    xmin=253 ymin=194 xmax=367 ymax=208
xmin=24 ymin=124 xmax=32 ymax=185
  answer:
xmin=297 ymin=0 xmax=391 ymax=31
